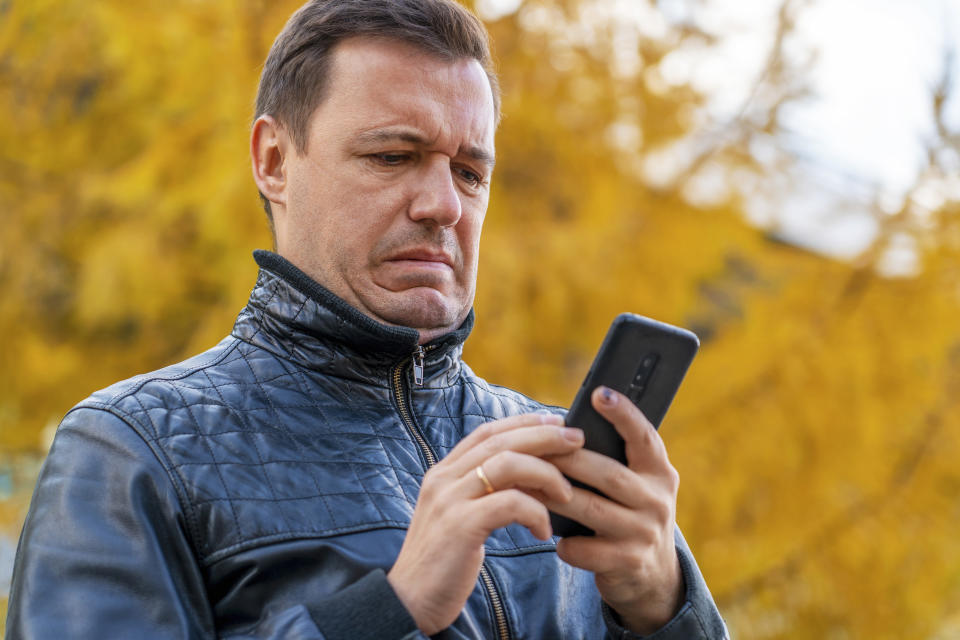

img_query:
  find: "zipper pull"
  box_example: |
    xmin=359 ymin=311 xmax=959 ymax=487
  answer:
xmin=413 ymin=346 xmax=425 ymax=387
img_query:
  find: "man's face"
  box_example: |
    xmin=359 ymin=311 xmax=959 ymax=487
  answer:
xmin=271 ymin=37 xmax=496 ymax=343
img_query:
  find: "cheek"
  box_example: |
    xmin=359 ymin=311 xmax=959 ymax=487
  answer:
xmin=460 ymin=209 xmax=486 ymax=257
xmin=285 ymin=169 xmax=326 ymax=231
xmin=289 ymin=166 xmax=360 ymax=233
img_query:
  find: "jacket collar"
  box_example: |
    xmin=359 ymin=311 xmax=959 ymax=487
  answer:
xmin=231 ymin=250 xmax=473 ymax=386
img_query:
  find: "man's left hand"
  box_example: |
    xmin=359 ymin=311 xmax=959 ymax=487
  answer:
xmin=546 ymin=386 xmax=685 ymax=635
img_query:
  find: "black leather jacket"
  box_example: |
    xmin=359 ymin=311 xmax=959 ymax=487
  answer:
xmin=7 ymin=251 xmax=728 ymax=639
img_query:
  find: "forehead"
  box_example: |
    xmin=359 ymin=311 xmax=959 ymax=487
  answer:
xmin=309 ymin=37 xmax=496 ymax=155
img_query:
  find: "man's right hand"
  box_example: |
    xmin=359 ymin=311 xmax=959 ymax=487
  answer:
xmin=386 ymin=413 xmax=584 ymax=635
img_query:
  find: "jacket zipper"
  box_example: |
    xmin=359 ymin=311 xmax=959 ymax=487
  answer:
xmin=391 ymin=346 xmax=437 ymax=467
xmin=479 ymin=564 xmax=510 ymax=640
xmin=391 ymin=345 xmax=511 ymax=640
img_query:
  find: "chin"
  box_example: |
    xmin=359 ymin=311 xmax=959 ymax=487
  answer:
xmin=370 ymin=288 xmax=466 ymax=334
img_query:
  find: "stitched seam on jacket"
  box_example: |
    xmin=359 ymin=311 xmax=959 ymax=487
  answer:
xmin=270 ymin=358 xmax=355 ymax=525
xmin=156 ymin=425 xmax=417 ymax=442
xmin=201 ymin=524 xmax=409 ymax=566
xmin=83 ymin=334 xmax=243 ymax=551
xmin=437 ymin=382 xmax=467 ymax=454
xmin=231 ymin=335 xmax=418 ymax=524
xmin=338 ymin=366 xmax=419 ymax=511
xmin=340 ymin=389 xmax=407 ymax=520
xmin=464 ymin=375 xmax=567 ymax=413
xmin=230 ymin=330 xmax=397 ymax=390
xmin=483 ymin=544 xmax=558 ymax=557
xmin=237 ymin=352 xmax=308 ymax=530
xmin=167 ymin=380 xmax=247 ymax=547
xmin=97 ymin=343 xmax=266 ymax=541
xmin=186 ymin=491 xmax=402 ymax=506
xmin=100 ymin=337 xmax=241 ymax=404
xmin=200 ymin=365 xmax=297 ymax=534
xmin=69 ymin=402 xmax=207 ymax=560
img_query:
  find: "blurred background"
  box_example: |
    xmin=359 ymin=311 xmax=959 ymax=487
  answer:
xmin=2 ymin=0 xmax=960 ymax=636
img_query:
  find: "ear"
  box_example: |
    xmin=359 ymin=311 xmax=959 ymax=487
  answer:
xmin=251 ymin=115 xmax=290 ymax=209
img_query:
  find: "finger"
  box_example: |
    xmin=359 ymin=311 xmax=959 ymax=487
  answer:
xmin=549 ymin=448 xmax=677 ymax=511
xmin=458 ymin=451 xmax=574 ymax=503
xmin=555 ymin=535 xmax=647 ymax=575
xmin=448 ymin=423 xmax=584 ymax=477
xmin=441 ymin=413 xmax=565 ymax=466
xmin=473 ymin=489 xmax=554 ymax=540
xmin=545 ymin=484 xmax=669 ymax=540
xmin=589 ymin=387 xmax=669 ymax=471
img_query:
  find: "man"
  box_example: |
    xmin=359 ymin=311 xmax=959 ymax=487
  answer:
xmin=7 ymin=1 xmax=728 ymax=638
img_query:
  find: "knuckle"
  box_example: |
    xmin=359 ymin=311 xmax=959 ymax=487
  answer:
xmin=419 ymin=469 xmax=442 ymax=498
xmin=635 ymin=407 xmax=655 ymax=430
xmin=504 ymin=488 xmax=532 ymax=510
xmin=487 ymin=489 xmax=536 ymax=523
xmin=628 ymin=546 xmax=656 ymax=573
xmin=583 ymin=493 xmax=608 ymax=522
xmin=497 ymin=449 xmax=525 ymax=470
xmin=638 ymin=426 xmax=655 ymax=447
xmin=480 ymin=433 xmax=505 ymax=458
xmin=483 ymin=449 xmax=512 ymax=475
xmin=665 ymin=464 xmax=680 ymax=492
xmin=631 ymin=522 xmax=660 ymax=547
xmin=418 ymin=485 xmax=436 ymax=504
xmin=650 ymin=496 xmax=674 ymax=526
xmin=605 ymin=465 xmax=635 ymax=495
xmin=548 ymin=465 xmax=567 ymax=487
xmin=473 ymin=422 xmax=494 ymax=440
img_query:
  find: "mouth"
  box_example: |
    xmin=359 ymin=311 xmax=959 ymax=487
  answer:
xmin=385 ymin=248 xmax=456 ymax=270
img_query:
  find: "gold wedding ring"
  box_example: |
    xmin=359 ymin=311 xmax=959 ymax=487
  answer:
xmin=475 ymin=465 xmax=495 ymax=495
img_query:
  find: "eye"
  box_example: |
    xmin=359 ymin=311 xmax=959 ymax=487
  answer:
xmin=370 ymin=152 xmax=410 ymax=166
xmin=455 ymin=166 xmax=485 ymax=188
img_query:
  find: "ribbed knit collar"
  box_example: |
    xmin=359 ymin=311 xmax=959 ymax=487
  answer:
xmin=230 ymin=250 xmax=473 ymax=385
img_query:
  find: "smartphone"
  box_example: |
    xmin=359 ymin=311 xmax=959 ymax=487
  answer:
xmin=550 ymin=313 xmax=699 ymax=537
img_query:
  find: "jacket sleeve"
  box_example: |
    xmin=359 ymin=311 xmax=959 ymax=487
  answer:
xmin=4 ymin=407 xmax=424 ymax=640
xmin=6 ymin=407 xmax=218 ymax=639
xmin=228 ymin=570 xmax=425 ymax=640
xmin=601 ymin=528 xmax=730 ymax=640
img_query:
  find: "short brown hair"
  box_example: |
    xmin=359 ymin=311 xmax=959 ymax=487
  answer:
xmin=253 ymin=0 xmax=500 ymax=223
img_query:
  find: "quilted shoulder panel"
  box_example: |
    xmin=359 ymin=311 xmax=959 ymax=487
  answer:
xmin=85 ymin=337 xmax=425 ymax=564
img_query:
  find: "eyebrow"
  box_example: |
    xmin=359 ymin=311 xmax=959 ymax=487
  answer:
xmin=355 ymin=127 xmax=496 ymax=169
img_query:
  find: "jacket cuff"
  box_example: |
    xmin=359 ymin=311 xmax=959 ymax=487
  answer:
xmin=602 ymin=528 xmax=730 ymax=639
xmin=308 ymin=569 xmax=424 ymax=640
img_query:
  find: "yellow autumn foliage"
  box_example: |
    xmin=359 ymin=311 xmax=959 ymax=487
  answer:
xmin=2 ymin=0 xmax=959 ymax=637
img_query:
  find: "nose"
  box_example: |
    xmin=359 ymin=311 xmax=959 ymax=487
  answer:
xmin=408 ymin=156 xmax=462 ymax=227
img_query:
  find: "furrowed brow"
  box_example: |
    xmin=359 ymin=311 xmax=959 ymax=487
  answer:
xmin=355 ymin=127 xmax=495 ymax=169
xmin=463 ymin=145 xmax=496 ymax=170
xmin=355 ymin=128 xmax=427 ymax=147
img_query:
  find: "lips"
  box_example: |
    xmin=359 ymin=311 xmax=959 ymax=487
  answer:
xmin=385 ymin=247 xmax=456 ymax=269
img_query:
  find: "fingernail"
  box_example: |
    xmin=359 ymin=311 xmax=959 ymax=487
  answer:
xmin=563 ymin=427 xmax=584 ymax=443
xmin=540 ymin=413 xmax=564 ymax=425
xmin=599 ymin=386 xmax=617 ymax=406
